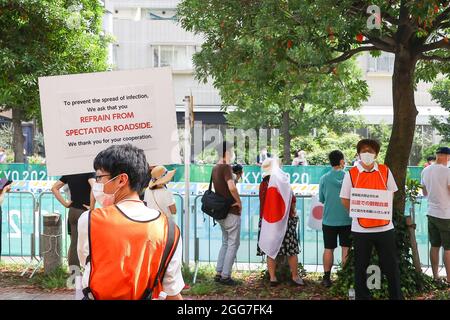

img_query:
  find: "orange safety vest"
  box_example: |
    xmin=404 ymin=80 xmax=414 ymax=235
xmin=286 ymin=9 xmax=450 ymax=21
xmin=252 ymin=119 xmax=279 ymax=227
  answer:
xmin=83 ymin=205 xmax=180 ymax=300
xmin=349 ymin=164 xmax=390 ymax=229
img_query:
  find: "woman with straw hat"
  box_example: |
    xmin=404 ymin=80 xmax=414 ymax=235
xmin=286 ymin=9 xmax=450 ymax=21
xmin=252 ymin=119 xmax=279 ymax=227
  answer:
xmin=257 ymin=158 xmax=304 ymax=287
xmin=144 ymin=166 xmax=177 ymax=218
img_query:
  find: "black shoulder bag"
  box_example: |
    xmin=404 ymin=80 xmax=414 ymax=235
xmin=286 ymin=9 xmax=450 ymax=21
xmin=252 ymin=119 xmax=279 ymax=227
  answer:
xmin=201 ymin=172 xmax=233 ymax=224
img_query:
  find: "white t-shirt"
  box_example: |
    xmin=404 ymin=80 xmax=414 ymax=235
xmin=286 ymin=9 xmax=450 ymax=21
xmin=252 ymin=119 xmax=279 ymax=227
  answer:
xmin=144 ymin=187 xmax=176 ymax=217
xmin=77 ymin=202 xmax=184 ymax=298
xmin=340 ymin=161 xmax=398 ymax=233
xmin=421 ymin=164 xmax=450 ymax=219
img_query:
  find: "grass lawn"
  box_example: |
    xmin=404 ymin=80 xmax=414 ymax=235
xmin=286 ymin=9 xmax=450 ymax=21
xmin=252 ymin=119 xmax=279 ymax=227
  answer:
xmin=1 ymin=261 xmax=449 ymax=300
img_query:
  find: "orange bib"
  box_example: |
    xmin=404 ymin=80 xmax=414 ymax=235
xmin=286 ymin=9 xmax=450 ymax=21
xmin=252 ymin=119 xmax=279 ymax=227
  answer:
xmin=349 ymin=164 xmax=390 ymax=228
xmin=85 ymin=205 xmax=179 ymax=300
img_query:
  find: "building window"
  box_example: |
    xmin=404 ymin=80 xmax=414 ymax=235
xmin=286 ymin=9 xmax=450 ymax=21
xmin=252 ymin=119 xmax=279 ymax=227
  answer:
xmin=152 ymin=45 xmax=196 ymax=70
xmin=367 ymin=53 xmax=395 ymax=73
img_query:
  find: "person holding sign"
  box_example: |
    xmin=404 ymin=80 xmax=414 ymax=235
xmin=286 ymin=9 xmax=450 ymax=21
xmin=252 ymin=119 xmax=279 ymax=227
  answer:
xmin=77 ymin=144 xmax=184 ymax=300
xmin=340 ymin=139 xmax=403 ymax=300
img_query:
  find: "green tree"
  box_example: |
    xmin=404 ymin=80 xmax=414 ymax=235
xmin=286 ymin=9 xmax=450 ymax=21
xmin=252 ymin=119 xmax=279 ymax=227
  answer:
xmin=430 ymin=78 xmax=450 ymax=142
xmin=0 ymin=0 xmax=110 ymax=162
xmin=178 ymin=0 xmax=450 ymax=211
xmin=178 ymin=2 xmax=369 ymax=164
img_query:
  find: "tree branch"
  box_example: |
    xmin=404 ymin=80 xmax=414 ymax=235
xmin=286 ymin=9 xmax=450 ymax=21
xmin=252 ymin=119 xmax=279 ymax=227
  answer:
xmin=288 ymin=46 xmax=381 ymax=69
xmin=365 ymin=35 xmax=396 ymax=52
xmin=429 ymin=6 xmax=450 ymax=33
xmin=420 ymin=39 xmax=450 ymax=53
xmin=324 ymin=46 xmax=379 ymax=65
xmin=419 ymin=53 xmax=450 ymax=62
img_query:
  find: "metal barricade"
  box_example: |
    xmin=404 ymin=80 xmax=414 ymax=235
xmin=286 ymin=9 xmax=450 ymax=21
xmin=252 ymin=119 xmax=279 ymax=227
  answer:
xmin=0 ymin=191 xmax=37 ymax=263
xmin=37 ymin=191 xmax=70 ymax=258
xmin=191 ymin=194 xmax=313 ymax=267
xmin=19 ymin=192 xmax=69 ymax=278
xmin=0 ymin=188 xmax=435 ymax=276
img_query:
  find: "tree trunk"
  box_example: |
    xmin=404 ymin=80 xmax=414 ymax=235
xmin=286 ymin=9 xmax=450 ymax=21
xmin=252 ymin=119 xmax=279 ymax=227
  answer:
xmin=281 ymin=110 xmax=291 ymax=165
xmin=12 ymin=108 xmax=25 ymax=163
xmin=406 ymin=216 xmax=422 ymax=273
xmin=384 ymin=51 xmax=418 ymax=214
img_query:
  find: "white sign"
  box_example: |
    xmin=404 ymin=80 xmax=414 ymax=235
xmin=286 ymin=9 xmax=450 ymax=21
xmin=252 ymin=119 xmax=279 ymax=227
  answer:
xmin=39 ymin=68 xmax=181 ymax=176
xmin=349 ymin=188 xmax=393 ymax=220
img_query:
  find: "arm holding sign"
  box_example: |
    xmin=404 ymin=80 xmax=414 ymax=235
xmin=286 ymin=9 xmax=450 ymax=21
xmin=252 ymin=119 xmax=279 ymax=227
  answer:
xmin=339 ymin=172 xmax=351 ymax=211
xmin=51 ymin=180 xmax=72 ymax=208
xmin=0 ymin=184 xmax=11 ymax=205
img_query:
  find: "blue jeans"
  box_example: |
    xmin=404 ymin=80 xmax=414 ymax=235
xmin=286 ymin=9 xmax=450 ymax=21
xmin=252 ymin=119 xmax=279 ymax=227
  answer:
xmin=216 ymin=213 xmax=241 ymax=278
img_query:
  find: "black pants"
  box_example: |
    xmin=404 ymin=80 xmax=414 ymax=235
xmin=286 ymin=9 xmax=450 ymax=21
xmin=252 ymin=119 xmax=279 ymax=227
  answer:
xmin=68 ymin=207 xmax=84 ymax=268
xmin=353 ymin=229 xmax=403 ymax=300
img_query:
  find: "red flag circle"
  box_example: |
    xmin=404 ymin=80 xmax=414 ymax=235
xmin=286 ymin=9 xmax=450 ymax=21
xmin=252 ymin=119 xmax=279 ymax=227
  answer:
xmin=263 ymin=187 xmax=286 ymax=223
xmin=312 ymin=205 xmax=323 ymax=220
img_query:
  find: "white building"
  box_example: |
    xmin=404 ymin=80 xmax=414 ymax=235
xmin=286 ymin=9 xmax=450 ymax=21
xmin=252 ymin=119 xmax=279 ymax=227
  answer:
xmin=103 ymin=0 xmax=447 ymax=145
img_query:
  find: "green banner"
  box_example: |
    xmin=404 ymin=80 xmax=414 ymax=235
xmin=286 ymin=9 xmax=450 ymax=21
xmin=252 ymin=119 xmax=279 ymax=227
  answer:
xmin=166 ymin=164 xmax=423 ymax=184
xmin=0 ymin=163 xmax=422 ymax=184
xmin=0 ymin=164 xmax=52 ymax=181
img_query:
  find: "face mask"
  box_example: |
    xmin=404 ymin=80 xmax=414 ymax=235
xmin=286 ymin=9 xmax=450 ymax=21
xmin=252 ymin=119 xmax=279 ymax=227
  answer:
xmin=360 ymin=152 xmax=375 ymax=166
xmin=92 ymin=176 xmax=120 ymax=207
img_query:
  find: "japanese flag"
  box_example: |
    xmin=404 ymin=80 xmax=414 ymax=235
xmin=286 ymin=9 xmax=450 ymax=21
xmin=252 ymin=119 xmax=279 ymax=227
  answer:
xmin=258 ymin=165 xmax=292 ymax=259
xmin=307 ymin=195 xmax=323 ymax=230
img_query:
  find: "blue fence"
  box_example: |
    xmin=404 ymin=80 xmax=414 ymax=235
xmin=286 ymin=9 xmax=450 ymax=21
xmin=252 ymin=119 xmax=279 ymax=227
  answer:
xmin=0 ymin=192 xmax=435 ymax=269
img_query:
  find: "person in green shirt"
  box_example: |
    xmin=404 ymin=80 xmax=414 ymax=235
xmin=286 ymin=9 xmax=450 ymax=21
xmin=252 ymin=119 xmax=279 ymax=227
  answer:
xmin=319 ymin=150 xmax=352 ymax=288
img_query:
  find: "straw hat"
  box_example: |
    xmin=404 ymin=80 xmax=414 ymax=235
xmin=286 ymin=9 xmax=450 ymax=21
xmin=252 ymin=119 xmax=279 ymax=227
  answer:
xmin=148 ymin=166 xmax=176 ymax=188
xmin=261 ymin=158 xmax=274 ymax=178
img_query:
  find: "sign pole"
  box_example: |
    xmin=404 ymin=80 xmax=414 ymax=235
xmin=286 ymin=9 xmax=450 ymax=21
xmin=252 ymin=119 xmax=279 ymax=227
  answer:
xmin=183 ymin=96 xmax=191 ymax=267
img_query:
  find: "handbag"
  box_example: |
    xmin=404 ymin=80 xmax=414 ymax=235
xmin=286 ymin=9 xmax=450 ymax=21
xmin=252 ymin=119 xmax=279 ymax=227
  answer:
xmin=201 ymin=172 xmax=233 ymax=224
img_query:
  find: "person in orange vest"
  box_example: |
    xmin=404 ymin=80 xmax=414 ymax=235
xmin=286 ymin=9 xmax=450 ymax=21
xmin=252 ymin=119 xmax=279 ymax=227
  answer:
xmin=340 ymin=139 xmax=403 ymax=300
xmin=77 ymin=144 xmax=184 ymax=300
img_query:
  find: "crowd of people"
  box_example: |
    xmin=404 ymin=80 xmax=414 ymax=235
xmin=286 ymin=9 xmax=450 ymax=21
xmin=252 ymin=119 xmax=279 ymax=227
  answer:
xmin=0 ymin=140 xmax=448 ymax=300
xmin=210 ymin=140 xmax=449 ymax=301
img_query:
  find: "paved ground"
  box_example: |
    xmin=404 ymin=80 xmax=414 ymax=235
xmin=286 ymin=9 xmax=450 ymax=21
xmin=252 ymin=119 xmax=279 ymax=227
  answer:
xmin=0 ymin=288 xmax=229 ymax=300
xmin=0 ymin=287 xmax=74 ymax=300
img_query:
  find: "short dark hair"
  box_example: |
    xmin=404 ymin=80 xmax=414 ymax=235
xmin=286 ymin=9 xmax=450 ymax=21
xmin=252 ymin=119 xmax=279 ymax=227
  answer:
xmin=216 ymin=141 xmax=233 ymax=159
xmin=356 ymin=139 xmax=381 ymax=155
xmin=93 ymin=144 xmax=149 ymax=192
xmin=328 ymin=150 xmax=344 ymax=167
xmin=427 ymin=155 xmax=436 ymax=162
xmin=232 ymin=164 xmax=243 ymax=174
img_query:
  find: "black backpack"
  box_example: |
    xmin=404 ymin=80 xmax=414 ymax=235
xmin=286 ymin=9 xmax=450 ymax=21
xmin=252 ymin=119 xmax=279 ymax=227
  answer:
xmin=201 ymin=171 xmax=233 ymax=224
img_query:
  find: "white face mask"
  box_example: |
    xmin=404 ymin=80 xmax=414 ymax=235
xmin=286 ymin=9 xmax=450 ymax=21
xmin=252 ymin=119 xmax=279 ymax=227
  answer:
xmin=359 ymin=152 xmax=375 ymax=166
xmin=92 ymin=176 xmax=120 ymax=207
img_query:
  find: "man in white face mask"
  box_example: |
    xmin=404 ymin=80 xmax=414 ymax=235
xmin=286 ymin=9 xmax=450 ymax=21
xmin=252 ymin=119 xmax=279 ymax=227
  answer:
xmin=77 ymin=144 xmax=184 ymax=300
xmin=340 ymin=139 xmax=403 ymax=300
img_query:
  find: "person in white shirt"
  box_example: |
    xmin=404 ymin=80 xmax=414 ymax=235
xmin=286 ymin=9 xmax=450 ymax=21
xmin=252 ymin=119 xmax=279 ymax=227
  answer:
xmin=144 ymin=166 xmax=177 ymax=218
xmin=77 ymin=144 xmax=184 ymax=300
xmin=340 ymin=139 xmax=403 ymax=300
xmin=292 ymin=150 xmax=308 ymax=166
xmin=421 ymin=146 xmax=450 ymax=284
